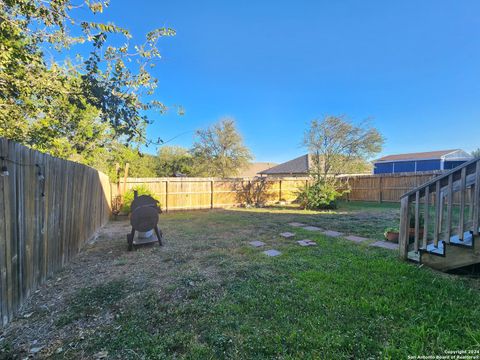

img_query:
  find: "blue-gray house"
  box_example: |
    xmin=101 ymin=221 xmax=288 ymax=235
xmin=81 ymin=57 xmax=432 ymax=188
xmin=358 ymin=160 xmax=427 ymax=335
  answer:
xmin=373 ymin=149 xmax=473 ymax=174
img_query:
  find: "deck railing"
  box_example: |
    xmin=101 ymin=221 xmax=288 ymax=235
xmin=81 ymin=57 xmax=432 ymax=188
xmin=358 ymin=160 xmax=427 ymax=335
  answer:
xmin=399 ymin=158 xmax=480 ymax=259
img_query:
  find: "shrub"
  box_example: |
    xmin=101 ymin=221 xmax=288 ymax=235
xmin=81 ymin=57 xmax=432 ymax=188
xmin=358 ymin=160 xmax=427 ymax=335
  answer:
xmin=296 ymin=180 xmax=342 ymax=210
xmin=121 ymin=185 xmax=160 ymax=213
xmin=236 ymin=178 xmax=272 ymax=207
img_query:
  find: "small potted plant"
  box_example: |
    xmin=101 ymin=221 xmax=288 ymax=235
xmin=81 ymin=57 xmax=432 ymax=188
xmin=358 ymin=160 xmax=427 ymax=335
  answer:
xmin=384 ymin=227 xmax=400 ymax=243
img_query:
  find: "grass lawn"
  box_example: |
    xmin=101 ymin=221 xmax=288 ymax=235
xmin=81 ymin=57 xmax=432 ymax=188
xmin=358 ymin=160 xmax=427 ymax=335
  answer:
xmin=3 ymin=201 xmax=480 ymax=359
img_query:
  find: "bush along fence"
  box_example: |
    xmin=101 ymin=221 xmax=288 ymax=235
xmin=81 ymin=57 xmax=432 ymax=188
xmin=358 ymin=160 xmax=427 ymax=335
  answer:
xmin=113 ymin=171 xmax=444 ymax=212
xmin=0 ymin=138 xmax=111 ymax=325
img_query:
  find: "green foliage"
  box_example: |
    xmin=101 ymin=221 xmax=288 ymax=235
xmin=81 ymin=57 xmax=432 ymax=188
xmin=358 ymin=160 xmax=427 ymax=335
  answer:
xmin=471 ymin=148 xmax=480 ymax=158
xmin=0 ymin=0 xmax=177 ymax=175
xmin=192 ymin=118 xmax=252 ymax=177
xmin=300 ymin=115 xmax=383 ymax=210
xmin=121 ymin=185 xmax=159 ymax=213
xmin=296 ymin=179 xmax=343 ymax=210
xmin=156 ymin=146 xmax=196 ymax=177
xmin=304 ymin=115 xmax=384 ymax=178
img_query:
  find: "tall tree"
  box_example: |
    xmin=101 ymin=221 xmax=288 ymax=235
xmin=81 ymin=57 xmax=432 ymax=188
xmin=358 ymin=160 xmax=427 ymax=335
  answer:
xmin=156 ymin=146 xmax=195 ymax=177
xmin=0 ymin=0 xmax=176 ymax=163
xmin=192 ymin=118 xmax=252 ymax=177
xmin=298 ymin=115 xmax=384 ymax=210
xmin=471 ymin=148 xmax=480 ymax=158
xmin=303 ymin=115 xmax=384 ymax=180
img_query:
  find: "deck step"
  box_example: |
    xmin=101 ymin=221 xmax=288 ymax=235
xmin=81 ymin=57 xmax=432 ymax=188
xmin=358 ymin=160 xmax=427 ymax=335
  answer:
xmin=407 ymin=250 xmax=420 ymax=262
xmin=421 ymin=240 xmax=445 ymax=256
xmin=449 ymin=231 xmax=474 ymax=248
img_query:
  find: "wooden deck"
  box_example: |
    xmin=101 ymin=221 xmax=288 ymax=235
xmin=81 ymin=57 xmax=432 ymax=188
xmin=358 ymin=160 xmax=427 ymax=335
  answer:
xmin=400 ymin=157 xmax=480 ymax=271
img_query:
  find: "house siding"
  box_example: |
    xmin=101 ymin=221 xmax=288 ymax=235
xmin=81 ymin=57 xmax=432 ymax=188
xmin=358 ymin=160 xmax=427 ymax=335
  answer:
xmin=373 ymin=162 xmax=394 ymax=174
xmin=374 ymin=159 xmax=442 ymax=174
xmin=415 ymin=159 xmax=442 ymax=171
xmin=393 ymin=161 xmax=416 ymax=173
xmin=373 ymin=149 xmax=472 ymax=174
xmin=444 ymin=160 xmax=469 ymax=170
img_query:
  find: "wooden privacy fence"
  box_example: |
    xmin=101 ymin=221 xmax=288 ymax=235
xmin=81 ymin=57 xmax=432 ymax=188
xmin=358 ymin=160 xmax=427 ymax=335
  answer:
xmin=0 ymin=138 xmax=111 ymax=325
xmin=114 ymin=177 xmax=310 ymax=211
xmin=115 ymin=171 xmax=444 ymax=210
xmin=342 ymin=171 xmax=443 ymax=202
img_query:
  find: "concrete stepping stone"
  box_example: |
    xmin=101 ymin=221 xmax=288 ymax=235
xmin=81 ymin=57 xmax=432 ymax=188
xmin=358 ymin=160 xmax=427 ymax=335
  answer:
xmin=263 ymin=249 xmax=282 ymax=257
xmin=323 ymin=230 xmax=344 ymax=237
xmin=345 ymin=235 xmax=368 ymax=243
xmin=288 ymin=222 xmax=306 ymax=227
xmin=249 ymin=241 xmax=266 ymax=248
xmin=280 ymin=232 xmax=295 ymax=238
xmin=370 ymin=241 xmax=399 ymax=250
xmin=302 ymin=226 xmax=323 ymax=231
xmin=297 ymin=240 xmax=317 ymax=247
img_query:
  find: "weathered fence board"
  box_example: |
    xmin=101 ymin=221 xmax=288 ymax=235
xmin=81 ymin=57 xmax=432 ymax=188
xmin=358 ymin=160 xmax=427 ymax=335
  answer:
xmin=0 ymin=138 xmax=111 ymax=325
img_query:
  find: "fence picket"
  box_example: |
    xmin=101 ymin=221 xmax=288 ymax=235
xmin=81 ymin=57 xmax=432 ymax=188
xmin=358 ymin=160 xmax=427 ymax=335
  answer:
xmin=0 ymin=138 xmax=111 ymax=325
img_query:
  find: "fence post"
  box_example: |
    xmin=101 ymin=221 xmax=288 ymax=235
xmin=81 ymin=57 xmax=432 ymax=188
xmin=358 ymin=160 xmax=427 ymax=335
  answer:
xmin=165 ymin=180 xmax=169 ymax=212
xmin=122 ymin=163 xmax=129 ymax=196
xmin=279 ymin=180 xmax=282 ymax=202
xmin=379 ymin=176 xmax=383 ymax=203
xmin=211 ymin=180 xmax=214 ymax=209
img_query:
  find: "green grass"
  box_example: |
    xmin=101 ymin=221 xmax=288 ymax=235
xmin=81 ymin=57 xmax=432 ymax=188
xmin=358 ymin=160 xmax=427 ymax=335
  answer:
xmin=236 ymin=200 xmax=400 ymax=240
xmin=6 ymin=201 xmax=480 ymax=359
xmin=56 ymin=279 xmax=131 ymax=326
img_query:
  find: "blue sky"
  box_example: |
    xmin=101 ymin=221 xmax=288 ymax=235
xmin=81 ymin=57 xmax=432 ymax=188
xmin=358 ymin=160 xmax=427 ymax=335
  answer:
xmin=96 ymin=0 xmax=480 ymax=163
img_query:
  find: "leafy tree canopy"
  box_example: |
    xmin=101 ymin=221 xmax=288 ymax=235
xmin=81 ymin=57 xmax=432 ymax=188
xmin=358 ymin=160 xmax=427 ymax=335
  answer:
xmin=191 ymin=118 xmax=252 ymax=178
xmin=0 ymin=0 xmax=177 ymax=174
xmin=304 ymin=115 xmax=384 ymax=179
xmin=156 ymin=146 xmax=196 ymax=177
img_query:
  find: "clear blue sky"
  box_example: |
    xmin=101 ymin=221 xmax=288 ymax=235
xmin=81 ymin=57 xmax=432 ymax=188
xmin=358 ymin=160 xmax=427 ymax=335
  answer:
xmin=100 ymin=0 xmax=480 ymax=163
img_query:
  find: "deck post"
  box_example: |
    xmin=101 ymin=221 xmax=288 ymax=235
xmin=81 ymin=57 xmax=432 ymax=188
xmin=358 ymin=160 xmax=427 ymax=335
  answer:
xmin=399 ymin=196 xmax=411 ymax=259
xmin=474 ymin=161 xmax=480 ymax=235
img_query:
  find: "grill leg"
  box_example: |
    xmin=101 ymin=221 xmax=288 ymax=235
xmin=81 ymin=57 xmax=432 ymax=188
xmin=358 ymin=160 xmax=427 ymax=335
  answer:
xmin=154 ymin=225 xmax=163 ymax=246
xmin=127 ymin=228 xmax=135 ymax=251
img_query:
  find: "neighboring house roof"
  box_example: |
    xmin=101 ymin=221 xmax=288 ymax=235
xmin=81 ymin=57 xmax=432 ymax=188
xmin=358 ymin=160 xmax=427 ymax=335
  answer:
xmin=259 ymin=154 xmax=310 ymax=175
xmin=238 ymin=162 xmax=278 ymax=177
xmin=375 ymin=149 xmax=473 ymax=163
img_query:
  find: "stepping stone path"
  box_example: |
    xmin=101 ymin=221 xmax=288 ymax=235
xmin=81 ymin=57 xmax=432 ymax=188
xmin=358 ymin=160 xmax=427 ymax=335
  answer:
xmin=263 ymin=249 xmax=282 ymax=257
xmin=297 ymin=240 xmax=317 ymax=247
xmin=247 ymin=221 xmax=400 ymax=260
xmin=302 ymin=226 xmax=323 ymax=231
xmin=249 ymin=241 xmax=266 ymax=248
xmin=323 ymin=230 xmax=344 ymax=237
xmin=288 ymin=222 xmax=306 ymax=227
xmin=369 ymin=241 xmax=398 ymax=250
xmin=345 ymin=235 xmax=368 ymax=243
